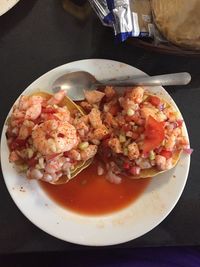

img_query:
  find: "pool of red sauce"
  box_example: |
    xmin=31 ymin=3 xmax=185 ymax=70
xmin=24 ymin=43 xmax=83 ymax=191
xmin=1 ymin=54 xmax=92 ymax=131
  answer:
xmin=40 ymin=158 xmax=151 ymax=215
xmin=39 ymin=94 xmax=151 ymax=215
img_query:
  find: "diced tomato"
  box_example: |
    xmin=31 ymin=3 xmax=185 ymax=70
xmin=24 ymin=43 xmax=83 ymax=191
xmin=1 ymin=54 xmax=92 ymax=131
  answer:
xmin=27 ymin=158 xmax=38 ymax=167
xmin=154 ymin=147 xmax=163 ymax=154
xmin=137 ymin=118 xmax=145 ymax=126
xmin=9 ymin=142 xmax=17 ymax=150
xmin=122 ymin=124 xmax=131 ymax=132
xmin=102 ymin=138 xmax=110 ymax=148
xmin=10 ymin=139 xmax=27 ymax=150
xmin=13 ymin=118 xmax=24 ymax=126
xmin=102 ymin=133 xmax=111 ymax=140
xmin=125 ymin=114 xmax=138 ymax=123
xmin=63 ymin=151 xmax=69 ymax=157
xmin=46 ymin=114 xmax=59 ymax=121
xmin=160 ymin=150 xmax=172 ymax=159
xmin=148 ymin=96 xmax=161 ymax=107
xmin=33 ymin=117 xmax=43 ymax=125
xmin=123 ymin=162 xmax=130 ymax=170
xmin=142 ymin=116 xmax=165 ymax=153
xmin=125 ymin=115 xmax=133 ymax=122
xmin=139 ymin=104 xmax=144 ymax=109
xmin=176 ymin=120 xmax=183 ymax=128
xmin=58 ymin=133 xmax=65 ymax=138
xmin=42 ymin=107 xmax=56 ymax=114
xmin=132 ymin=132 xmax=139 ymax=140
xmin=109 ymin=103 xmax=120 ymax=116
xmin=46 ymin=153 xmax=60 ymax=160
xmin=137 ymin=126 xmax=145 ymax=134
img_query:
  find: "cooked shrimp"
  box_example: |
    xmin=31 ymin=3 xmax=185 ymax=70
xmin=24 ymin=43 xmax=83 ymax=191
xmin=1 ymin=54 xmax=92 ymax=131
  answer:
xmin=141 ymin=106 xmax=158 ymax=120
xmin=172 ymin=127 xmax=181 ymax=137
xmin=165 ymin=135 xmax=176 ymax=151
xmin=18 ymin=95 xmax=44 ymax=111
xmin=155 ymin=155 xmax=166 ymax=171
xmin=103 ymin=112 xmax=118 ymax=128
xmin=12 ymin=109 xmax=25 ymax=119
xmin=10 ymin=118 xmax=24 ymax=128
xmin=127 ymin=142 xmax=140 ymax=160
xmin=75 ymin=122 xmax=89 ymax=138
xmin=108 ymin=138 xmax=122 ymax=154
xmin=163 ymin=107 xmax=177 ymax=122
xmin=177 ymin=136 xmax=189 ymax=149
xmin=25 ymin=103 xmax=42 ymax=120
xmin=45 ymin=157 xmax=66 ymax=174
xmin=88 ymin=108 xmax=102 ymax=129
xmin=47 ymin=89 xmax=66 ymax=105
xmin=104 ymin=86 xmax=116 ymax=99
xmin=92 ymin=125 xmax=109 ymax=140
xmin=126 ymin=87 xmax=144 ymax=104
xmin=18 ymin=120 xmax=35 ymax=140
xmin=84 ymin=90 xmax=105 ymax=104
xmin=53 ymin=106 xmax=70 ymax=122
xmin=103 ymin=98 xmax=118 ymax=113
xmin=119 ymin=97 xmax=139 ymax=112
xmin=67 ymin=150 xmax=81 ymax=161
xmin=32 ymin=120 xmax=78 ymax=155
xmin=13 ymin=95 xmax=43 ymax=121
xmin=9 ymin=151 xmax=20 ymax=162
xmin=165 ymin=158 xmax=173 ymax=170
xmin=80 ymin=144 xmax=98 ymax=161
xmin=18 ymin=95 xmax=30 ymax=110
xmin=80 ymin=101 xmax=93 ymax=112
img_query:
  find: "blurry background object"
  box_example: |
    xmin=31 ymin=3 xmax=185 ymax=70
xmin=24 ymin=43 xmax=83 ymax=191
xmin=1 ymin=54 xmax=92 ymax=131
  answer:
xmin=0 ymin=0 xmax=20 ymax=16
xmin=151 ymin=0 xmax=200 ymax=50
xmin=89 ymin=0 xmax=200 ymax=55
xmin=130 ymin=0 xmax=153 ymax=38
xmin=62 ymin=0 xmax=92 ymax=20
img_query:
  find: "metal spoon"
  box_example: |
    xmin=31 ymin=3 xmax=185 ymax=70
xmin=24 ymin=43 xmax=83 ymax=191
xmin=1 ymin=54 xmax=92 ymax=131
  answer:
xmin=52 ymin=71 xmax=191 ymax=101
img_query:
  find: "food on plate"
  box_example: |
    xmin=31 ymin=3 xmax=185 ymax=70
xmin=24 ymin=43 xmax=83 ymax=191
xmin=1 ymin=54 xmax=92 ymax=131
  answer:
xmin=6 ymin=85 xmax=191 ymax=185
xmin=80 ymin=86 xmax=191 ymax=182
xmin=6 ymin=90 xmax=98 ymax=183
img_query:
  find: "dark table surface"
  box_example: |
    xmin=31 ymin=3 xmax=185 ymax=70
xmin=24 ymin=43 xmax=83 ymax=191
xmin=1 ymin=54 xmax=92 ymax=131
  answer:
xmin=0 ymin=0 xmax=200 ymax=255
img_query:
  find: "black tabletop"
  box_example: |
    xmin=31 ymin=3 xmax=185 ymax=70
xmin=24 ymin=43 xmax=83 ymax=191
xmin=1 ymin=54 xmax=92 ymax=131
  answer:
xmin=0 ymin=0 xmax=200 ymax=255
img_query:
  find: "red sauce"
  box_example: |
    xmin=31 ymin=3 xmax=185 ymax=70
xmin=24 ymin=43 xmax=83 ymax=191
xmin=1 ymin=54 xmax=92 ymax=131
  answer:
xmin=40 ymin=158 xmax=151 ymax=215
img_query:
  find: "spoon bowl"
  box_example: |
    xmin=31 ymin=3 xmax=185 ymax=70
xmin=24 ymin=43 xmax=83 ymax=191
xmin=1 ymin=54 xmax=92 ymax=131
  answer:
xmin=52 ymin=71 xmax=98 ymax=101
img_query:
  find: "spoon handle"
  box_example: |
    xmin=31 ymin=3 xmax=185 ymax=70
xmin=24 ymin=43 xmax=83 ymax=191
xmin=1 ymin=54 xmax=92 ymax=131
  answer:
xmin=93 ymin=72 xmax=191 ymax=87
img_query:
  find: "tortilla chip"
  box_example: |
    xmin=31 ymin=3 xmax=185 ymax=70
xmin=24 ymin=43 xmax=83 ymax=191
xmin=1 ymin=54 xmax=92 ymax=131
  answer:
xmin=151 ymin=0 xmax=200 ymax=50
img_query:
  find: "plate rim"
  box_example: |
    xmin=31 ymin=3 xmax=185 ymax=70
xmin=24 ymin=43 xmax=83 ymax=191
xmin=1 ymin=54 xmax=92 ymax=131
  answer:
xmin=0 ymin=0 xmax=20 ymax=16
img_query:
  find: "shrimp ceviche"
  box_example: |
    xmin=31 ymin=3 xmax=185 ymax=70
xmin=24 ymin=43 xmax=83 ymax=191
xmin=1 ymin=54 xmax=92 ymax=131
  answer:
xmin=79 ymin=86 xmax=192 ymax=183
xmin=6 ymin=90 xmax=98 ymax=183
xmin=6 ymin=86 xmax=192 ymax=184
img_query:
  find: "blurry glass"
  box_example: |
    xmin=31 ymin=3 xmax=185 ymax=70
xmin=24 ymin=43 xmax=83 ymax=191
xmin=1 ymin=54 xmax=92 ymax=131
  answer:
xmin=62 ymin=0 xmax=91 ymax=20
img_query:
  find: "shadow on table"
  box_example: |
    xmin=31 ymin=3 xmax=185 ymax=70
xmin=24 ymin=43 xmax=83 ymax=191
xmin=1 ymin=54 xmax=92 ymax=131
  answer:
xmin=0 ymin=0 xmax=37 ymax=39
xmin=1 ymin=247 xmax=200 ymax=267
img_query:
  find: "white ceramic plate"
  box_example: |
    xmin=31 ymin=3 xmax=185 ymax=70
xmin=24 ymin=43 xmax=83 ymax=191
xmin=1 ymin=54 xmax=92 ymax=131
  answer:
xmin=1 ymin=59 xmax=190 ymax=246
xmin=0 ymin=0 xmax=20 ymax=16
